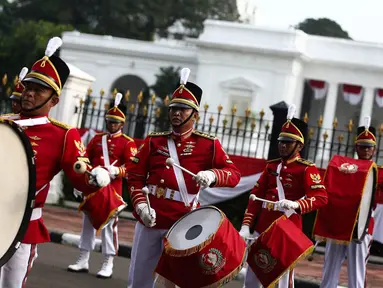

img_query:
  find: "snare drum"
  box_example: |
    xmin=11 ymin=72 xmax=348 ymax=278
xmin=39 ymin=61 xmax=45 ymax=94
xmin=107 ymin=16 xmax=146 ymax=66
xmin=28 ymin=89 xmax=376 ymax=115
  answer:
xmin=313 ymin=155 xmax=377 ymax=243
xmin=0 ymin=119 xmax=36 ymax=267
xmin=247 ymin=216 xmax=314 ymax=288
xmin=79 ymin=185 xmax=126 ymax=230
xmin=155 ymin=206 xmax=247 ymax=288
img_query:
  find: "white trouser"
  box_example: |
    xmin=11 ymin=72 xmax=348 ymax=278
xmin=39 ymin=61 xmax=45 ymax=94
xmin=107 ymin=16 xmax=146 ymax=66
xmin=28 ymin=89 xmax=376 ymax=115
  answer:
xmin=79 ymin=213 xmax=119 ymax=256
xmin=320 ymin=234 xmax=373 ymax=288
xmin=127 ymin=222 xmax=168 ymax=288
xmin=243 ymin=231 xmax=295 ymax=288
xmin=373 ymin=204 xmax=383 ymax=244
xmin=0 ymin=243 xmax=38 ymax=288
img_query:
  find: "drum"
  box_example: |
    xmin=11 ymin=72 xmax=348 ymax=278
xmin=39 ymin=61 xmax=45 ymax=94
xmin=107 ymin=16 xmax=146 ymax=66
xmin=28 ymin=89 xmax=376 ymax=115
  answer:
xmin=0 ymin=119 xmax=36 ymax=267
xmin=155 ymin=206 xmax=247 ymax=288
xmin=78 ymin=185 xmax=127 ymax=231
xmin=313 ymin=155 xmax=377 ymax=243
xmin=247 ymin=216 xmax=314 ymax=288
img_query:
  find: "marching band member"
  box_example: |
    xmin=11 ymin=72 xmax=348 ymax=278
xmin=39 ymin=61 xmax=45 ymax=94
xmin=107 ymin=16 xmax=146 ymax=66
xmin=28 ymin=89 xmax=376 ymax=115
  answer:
xmin=0 ymin=37 xmax=111 ymax=288
xmin=320 ymin=117 xmax=380 ymax=288
xmin=126 ymin=68 xmax=241 ymax=288
xmin=68 ymin=94 xmax=137 ymax=278
xmin=239 ymin=104 xmax=328 ymax=288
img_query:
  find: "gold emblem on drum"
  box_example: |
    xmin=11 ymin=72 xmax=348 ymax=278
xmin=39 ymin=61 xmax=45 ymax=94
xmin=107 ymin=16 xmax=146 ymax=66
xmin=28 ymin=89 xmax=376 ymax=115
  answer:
xmin=254 ymin=249 xmax=277 ymax=273
xmin=338 ymin=163 xmax=358 ymax=174
xmin=199 ymin=248 xmax=226 ymax=275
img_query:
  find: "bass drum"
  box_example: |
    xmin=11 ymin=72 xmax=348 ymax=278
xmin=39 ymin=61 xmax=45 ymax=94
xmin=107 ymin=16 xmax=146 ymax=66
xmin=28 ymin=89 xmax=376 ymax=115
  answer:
xmin=0 ymin=119 xmax=36 ymax=266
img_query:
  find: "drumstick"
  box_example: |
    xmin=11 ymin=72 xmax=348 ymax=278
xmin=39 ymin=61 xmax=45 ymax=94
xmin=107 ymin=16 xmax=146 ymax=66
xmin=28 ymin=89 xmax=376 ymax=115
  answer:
xmin=249 ymin=194 xmax=277 ymax=204
xmin=141 ymin=187 xmax=153 ymax=217
xmin=110 ymin=160 xmax=118 ymax=167
xmin=73 ymin=161 xmax=91 ymax=175
xmin=166 ymin=158 xmax=197 ymax=178
xmin=307 ymin=240 xmax=321 ymax=261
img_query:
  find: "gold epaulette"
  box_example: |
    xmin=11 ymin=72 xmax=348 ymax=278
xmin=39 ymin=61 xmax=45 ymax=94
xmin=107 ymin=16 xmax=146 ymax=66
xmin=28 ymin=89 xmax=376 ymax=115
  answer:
xmin=378 ymin=165 xmax=383 ymax=169
xmin=267 ymin=158 xmax=281 ymax=163
xmin=192 ymin=130 xmax=216 ymax=140
xmin=148 ymin=131 xmax=171 ymax=137
xmin=296 ymin=158 xmax=315 ymax=166
xmin=48 ymin=118 xmax=72 ymax=130
xmin=122 ymin=134 xmax=134 ymax=142
xmin=0 ymin=113 xmax=18 ymax=118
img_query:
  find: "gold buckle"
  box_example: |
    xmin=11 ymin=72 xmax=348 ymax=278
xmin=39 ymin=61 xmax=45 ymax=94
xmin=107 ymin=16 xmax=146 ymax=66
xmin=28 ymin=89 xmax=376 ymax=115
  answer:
xmin=156 ymin=187 xmax=165 ymax=198
xmin=267 ymin=203 xmax=274 ymax=211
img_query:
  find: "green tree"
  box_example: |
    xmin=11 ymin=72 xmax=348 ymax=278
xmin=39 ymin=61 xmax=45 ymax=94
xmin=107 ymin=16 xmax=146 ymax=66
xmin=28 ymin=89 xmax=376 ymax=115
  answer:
xmin=0 ymin=19 xmax=73 ymax=77
xmin=295 ymin=18 xmax=352 ymax=39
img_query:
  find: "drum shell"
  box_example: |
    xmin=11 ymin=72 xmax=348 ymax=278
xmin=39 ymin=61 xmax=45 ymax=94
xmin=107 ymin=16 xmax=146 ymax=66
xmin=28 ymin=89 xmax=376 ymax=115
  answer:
xmin=313 ymin=155 xmax=377 ymax=243
xmin=155 ymin=207 xmax=247 ymax=288
xmin=247 ymin=216 xmax=313 ymax=288
xmin=0 ymin=120 xmax=36 ymax=267
xmin=79 ymin=185 xmax=126 ymax=230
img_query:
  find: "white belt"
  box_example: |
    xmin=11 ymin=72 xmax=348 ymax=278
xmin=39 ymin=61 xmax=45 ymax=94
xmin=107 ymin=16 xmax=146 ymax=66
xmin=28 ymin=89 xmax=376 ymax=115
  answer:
xmin=30 ymin=208 xmax=42 ymax=221
xmin=147 ymin=185 xmax=196 ymax=203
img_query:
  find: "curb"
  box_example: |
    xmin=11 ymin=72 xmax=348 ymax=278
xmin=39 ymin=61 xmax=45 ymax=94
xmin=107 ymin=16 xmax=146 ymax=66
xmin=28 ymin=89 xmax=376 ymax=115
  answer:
xmin=49 ymin=231 xmax=325 ymax=287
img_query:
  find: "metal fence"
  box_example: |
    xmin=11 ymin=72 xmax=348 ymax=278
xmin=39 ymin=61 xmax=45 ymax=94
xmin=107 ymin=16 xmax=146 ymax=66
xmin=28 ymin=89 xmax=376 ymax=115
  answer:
xmin=0 ymin=74 xmax=14 ymax=115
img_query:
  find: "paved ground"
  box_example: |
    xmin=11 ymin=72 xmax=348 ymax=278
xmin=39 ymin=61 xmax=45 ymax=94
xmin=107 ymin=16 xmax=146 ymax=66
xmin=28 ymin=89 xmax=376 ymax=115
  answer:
xmin=27 ymin=243 xmax=243 ymax=288
xmin=42 ymin=205 xmax=383 ymax=287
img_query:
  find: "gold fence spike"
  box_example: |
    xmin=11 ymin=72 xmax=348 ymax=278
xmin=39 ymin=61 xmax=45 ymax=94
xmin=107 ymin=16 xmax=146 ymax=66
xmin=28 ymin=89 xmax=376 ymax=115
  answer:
xmin=155 ymin=107 xmax=161 ymax=118
xmin=323 ymin=131 xmax=329 ymax=140
xmin=87 ymin=88 xmax=93 ymax=96
xmin=338 ymin=134 xmax=344 ymax=143
xmin=218 ymin=104 xmax=223 ymax=113
xmin=104 ymin=103 xmax=110 ymax=110
xmin=91 ymin=100 xmax=97 ymax=108
xmin=6 ymin=87 xmax=11 ymax=96
xmin=333 ymin=117 xmax=338 ymax=129
xmin=251 ymin=120 xmax=256 ymax=129
xmin=2 ymin=74 xmax=7 ymax=86
xmin=317 ymin=115 xmax=323 ymax=127
xmin=13 ymin=75 xmax=19 ymax=86
xmin=112 ymin=88 xmax=117 ymax=98
xmin=143 ymin=105 xmax=148 ymax=117
xmin=223 ymin=118 xmax=228 ymax=127
xmin=347 ymin=119 xmax=353 ymax=132
xmin=231 ymin=105 xmax=237 ymax=115
xmin=164 ymin=95 xmax=170 ymax=106
xmin=309 ymin=128 xmax=314 ymax=139
xmin=129 ymin=104 xmax=135 ymax=113
xmin=151 ymin=94 xmax=156 ymax=104
xmin=245 ymin=107 xmax=251 ymax=117
xmin=100 ymin=88 xmax=105 ymax=97
xmin=80 ymin=99 xmax=85 ymax=105
xmin=237 ymin=119 xmax=242 ymax=128
xmin=137 ymin=91 xmax=143 ymax=103
xmin=125 ymin=90 xmax=130 ymax=101
xmin=204 ymin=103 xmax=209 ymax=111
xmin=260 ymin=109 xmax=265 ymax=118
xmin=209 ymin=115 xmax=214 ymax=125
xmin=303 ymin=113 xmax=309 ymax=123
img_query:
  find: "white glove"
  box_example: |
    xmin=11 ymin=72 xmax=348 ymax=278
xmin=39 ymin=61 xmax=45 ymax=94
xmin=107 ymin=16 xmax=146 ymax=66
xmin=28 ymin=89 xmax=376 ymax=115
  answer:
xmin=89 ymin=167 xmax=111 ymax=187
xmin=194 ymin=170 xmax=216 ymax=189
xmin=277 ymin=199 xmax=299 ymax=210
xmin=239 ymin=225 xmax=251 ymax=241
xmin=106 ymin=165 xmax=120 ymax=179
xmin=73 ymin=189 xmax=82 ymax=199
xmin=136 ymin=203 xmax=156 ymax=227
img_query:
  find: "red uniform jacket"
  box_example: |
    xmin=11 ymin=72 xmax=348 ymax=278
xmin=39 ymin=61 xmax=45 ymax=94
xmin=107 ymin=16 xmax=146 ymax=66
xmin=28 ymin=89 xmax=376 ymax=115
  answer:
xmin=10 ymin=115 xmax=100 ymax=244
xmin=376 ymin=166 xmax=383 ymax=205
xmin=127 ymin=130 xmax=241 ymax=229
xmin=86 ymin=131 xmax=137 ymax=196
xmin=242 ymin=154 xmax=328 ymax=234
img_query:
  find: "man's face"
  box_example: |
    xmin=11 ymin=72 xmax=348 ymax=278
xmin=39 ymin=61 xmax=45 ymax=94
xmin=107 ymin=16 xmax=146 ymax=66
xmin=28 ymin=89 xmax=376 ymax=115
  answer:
xmin=21 ymin=82 xmax=58 ymax=115
xmin=168 ymin=107 xmax=195 ymax=127
xmin=11 ymin=99 xmax=21 ymax=113
xmin=356 ymin=144 xmax=376 ymax=160
xmin=278 ymin=140 xmax=302 ymax=159
xmin=106 ymin=121 xmax=124 ymax=134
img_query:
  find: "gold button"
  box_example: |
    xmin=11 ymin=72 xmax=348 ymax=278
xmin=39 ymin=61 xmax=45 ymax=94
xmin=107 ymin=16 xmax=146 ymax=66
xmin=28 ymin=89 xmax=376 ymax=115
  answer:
xmin=160 ymin=179 xmax=164 ymax=183
xmin=101 ymin=156 xmax=104 ymax=159
xmin=284 ymin=166 xmax=287 ymax=169
xmin=279 ymin=177 xmax=282 ymax=180
xmin=177 ymin=143 xmax=181 ymax=147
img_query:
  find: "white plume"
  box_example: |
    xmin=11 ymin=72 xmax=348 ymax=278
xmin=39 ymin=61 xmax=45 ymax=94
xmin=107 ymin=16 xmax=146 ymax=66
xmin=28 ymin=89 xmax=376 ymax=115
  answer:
xmin=114 ymin=93 xmax=122 ymax=107
xmin=287 ymin=104 xmax=296 ymax=120
xmin=180 ymin=68 xmax=190 ymax=85
xmin=363 ymin=116 xmax=371 ymax=130
xmin=45 ymin=37 xmax=63 ymax=57
xmin=18 ymin=67 xmax=28 ymax=81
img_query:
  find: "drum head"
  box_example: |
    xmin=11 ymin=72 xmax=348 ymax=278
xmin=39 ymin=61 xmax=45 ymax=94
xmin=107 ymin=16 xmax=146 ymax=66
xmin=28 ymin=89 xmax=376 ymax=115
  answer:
xmin=166 ymin=206 xmax=223 ymax=250
xmin=0 ymin=120 xmax=35 ymax=266
xmin=356 ymin=165 xmax=376 ymax=241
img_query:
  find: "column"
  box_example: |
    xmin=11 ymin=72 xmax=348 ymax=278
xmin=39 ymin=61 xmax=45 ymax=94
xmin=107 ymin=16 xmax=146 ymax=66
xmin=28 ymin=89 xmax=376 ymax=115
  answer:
xmin=359 ymin=87 xmax=375 ymax=126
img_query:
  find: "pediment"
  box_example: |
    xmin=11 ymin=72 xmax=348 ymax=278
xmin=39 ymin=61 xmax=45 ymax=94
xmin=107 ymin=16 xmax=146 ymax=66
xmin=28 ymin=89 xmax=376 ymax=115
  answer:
xmin=220 ymin=77 xmax=262 ymax=92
